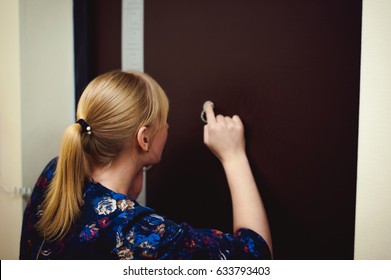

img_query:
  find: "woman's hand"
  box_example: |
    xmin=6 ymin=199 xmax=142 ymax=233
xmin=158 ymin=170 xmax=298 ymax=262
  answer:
xmin=203 ymin=101 xmax=246 ymax=164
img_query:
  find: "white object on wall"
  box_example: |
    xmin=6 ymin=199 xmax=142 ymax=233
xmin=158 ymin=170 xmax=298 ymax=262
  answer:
xmin=122 ymin=0 xmax=146 ymax=206
xmin=355 ymin=0 xmax=391 ymax=259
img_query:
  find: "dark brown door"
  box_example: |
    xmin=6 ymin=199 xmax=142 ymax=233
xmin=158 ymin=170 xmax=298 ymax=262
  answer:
xmin=74 ymin=0 xmax=362 ymax=260
xmin=145 ymin=0 xmax=362 ymax=260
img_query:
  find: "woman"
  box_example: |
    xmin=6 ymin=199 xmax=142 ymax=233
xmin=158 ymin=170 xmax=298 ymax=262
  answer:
xmin=19 ymin=70 xmax=272 ymax=259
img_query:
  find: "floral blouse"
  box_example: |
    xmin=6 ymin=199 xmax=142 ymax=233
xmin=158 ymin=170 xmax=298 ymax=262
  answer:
xmin=20 ymin=158 xmax=271 ymax=260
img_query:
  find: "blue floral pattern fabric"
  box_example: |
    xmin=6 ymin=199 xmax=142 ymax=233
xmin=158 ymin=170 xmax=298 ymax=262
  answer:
xmin=20 ymin=158 xmax=271 ymax=260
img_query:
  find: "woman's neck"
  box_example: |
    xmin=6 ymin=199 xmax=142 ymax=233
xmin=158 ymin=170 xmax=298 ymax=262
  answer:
xmin=90 ymin=150 xmax=144 ymax=199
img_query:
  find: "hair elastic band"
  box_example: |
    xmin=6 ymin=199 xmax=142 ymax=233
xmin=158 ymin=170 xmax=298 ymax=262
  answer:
xmin=76 ymin=119 xmax=92 ymax=135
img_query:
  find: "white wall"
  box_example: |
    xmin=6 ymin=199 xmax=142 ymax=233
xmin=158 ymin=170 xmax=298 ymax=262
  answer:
xmin=0 ymin=0 xmax=23 ymax=260
xmin=20 ymin=0 xmax=75 ymax=192
xmin=0 ymin=0 xmax=74 ymax=259
xmin=355 ymin=0 xmax=391 ymax=259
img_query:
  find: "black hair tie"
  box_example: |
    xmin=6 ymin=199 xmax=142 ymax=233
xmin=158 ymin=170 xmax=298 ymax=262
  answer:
xmin=76 ymin=119 xmax=92 ymax=135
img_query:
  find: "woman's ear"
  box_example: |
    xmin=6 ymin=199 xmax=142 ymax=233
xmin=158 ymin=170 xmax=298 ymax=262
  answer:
xmin=136 ymin=126 xmax=149 ymax=152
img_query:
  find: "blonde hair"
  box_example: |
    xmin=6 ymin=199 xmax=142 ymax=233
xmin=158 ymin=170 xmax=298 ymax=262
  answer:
xmin=37 ymin=70 xmax=169 ymax=241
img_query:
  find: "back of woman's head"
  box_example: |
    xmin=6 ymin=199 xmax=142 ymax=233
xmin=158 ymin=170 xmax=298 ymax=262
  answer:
xmin=37 ymin=70 xmax=169 ymax=241
xmin=77 ymin=70 xmax=169 ymax=166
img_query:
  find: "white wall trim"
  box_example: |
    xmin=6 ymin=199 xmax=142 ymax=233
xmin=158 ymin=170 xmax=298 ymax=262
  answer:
xmin=122 ymin=0 xmax=146 ymax=205
xmin=355 ymin=0 xmax=391 ymax=259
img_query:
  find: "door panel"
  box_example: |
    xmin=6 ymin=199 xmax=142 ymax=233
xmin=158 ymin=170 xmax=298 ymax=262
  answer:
xmin=74 ymin=0 xmax=122 ymax=102
xmin=144 ymin=0 xmax=362 ymax=259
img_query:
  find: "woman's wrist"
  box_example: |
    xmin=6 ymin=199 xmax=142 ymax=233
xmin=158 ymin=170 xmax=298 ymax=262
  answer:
xmin=221 ymin=150 xmax=249 ymax=171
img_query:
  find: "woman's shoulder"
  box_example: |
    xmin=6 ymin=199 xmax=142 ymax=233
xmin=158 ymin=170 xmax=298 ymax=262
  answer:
xmin=35 ymin=157 xmax=57 ymax=190
xmin=27 ymin=157 xmax=58 ymax=205
xmin=83 ymin=182 xmax=154 ymax=217
xmin=81 ymin=182 xmax=157 ymax=236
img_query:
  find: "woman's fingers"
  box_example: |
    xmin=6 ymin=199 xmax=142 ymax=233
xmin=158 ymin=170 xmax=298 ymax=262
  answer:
xmin=232 ymin=115 xmax=243 ymax=125
xmin=203 ymin=101 xmax=216 ymax=124
xmin=203 ymin=105 xmax=245 ymax=163
xmin=216 ymin=114 xmax=225 ymax=123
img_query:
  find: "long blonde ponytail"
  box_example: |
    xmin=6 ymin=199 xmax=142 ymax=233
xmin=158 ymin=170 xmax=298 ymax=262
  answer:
xmin=37 ymin=124 xmax=87 ymax=240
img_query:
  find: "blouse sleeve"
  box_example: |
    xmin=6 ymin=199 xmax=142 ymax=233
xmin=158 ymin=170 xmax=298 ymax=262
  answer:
xmin=119 ymin=213 xmax=271 ymax=260
xmin=19 ymin=158 xmax=58 ymax=259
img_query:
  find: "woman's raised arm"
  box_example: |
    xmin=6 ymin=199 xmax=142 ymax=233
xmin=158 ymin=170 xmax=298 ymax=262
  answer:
xmin=203 ymin=101 xmax=273 ymax=254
